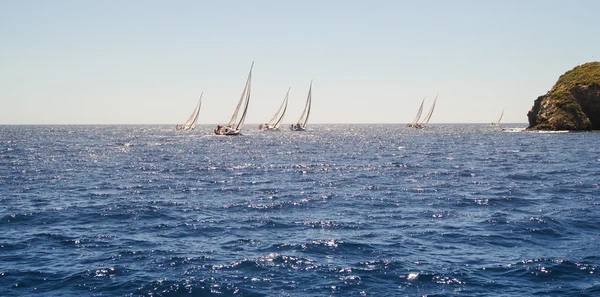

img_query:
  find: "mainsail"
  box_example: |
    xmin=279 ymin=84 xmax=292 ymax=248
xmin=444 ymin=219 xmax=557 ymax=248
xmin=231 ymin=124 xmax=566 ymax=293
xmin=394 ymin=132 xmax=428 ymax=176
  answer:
xmin=177 ymin=93 xmax=202 ymax=131
xmin=409 ymin=97 xmax=425 ymax=127
xmin=261 ymin=88 xmax=289 ymax=130
xmin=417 ymin=93 xmax=438 ymax=128
xmin=228 ymin=62 xmax=253 ymax=128
xmin=492 ymin=108 xmax=504 ymax=126
xmin=215 ymin=62 xmax=253 ymax=135
xmin=291 ymin=80 xmax=312 ymax=131
xmin=189 ymin=94 xmax=202 ymax=130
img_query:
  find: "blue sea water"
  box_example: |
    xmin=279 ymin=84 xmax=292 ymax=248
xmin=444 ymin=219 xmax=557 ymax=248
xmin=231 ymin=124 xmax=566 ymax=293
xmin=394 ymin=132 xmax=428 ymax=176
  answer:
xmin=1 ymin=124 xmax=599 ymax=296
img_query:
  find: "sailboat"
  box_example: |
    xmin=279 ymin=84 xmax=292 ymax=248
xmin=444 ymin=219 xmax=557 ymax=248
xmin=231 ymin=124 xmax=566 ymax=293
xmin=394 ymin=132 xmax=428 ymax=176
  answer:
xmin=214 ymin=62 xmax=253 ymax=136
xmin=491 ymin=108 xmax=504 ymax=126
xmin=407 ymin=97 xmax=425 ymax=127
xmin=414 ymin=93 xmax=438 ymax=129
xmin=176 ymin=93 xmax=202 ymax=131
xmin=259 ymin=88 xmax=289 ymax=131
xmin=290 ymin=80 xmax=312 ymax=131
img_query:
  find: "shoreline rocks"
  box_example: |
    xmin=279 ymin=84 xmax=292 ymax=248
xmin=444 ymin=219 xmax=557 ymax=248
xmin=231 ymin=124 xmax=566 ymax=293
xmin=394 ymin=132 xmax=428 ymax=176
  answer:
xmin=527 ymin=62 xmax=600 ymax=131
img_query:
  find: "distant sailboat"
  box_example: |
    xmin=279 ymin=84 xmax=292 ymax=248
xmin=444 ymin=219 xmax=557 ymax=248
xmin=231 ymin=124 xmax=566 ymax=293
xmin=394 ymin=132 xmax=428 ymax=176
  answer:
xmin=491 ymin=108 xmax=504 ymax=126
xmin=290 ymin=80 xmax=312 ymax=131
xmin=214 ymin=62 xmax=253 ymax=136
xmin=414 ymin=93 xmax=438 ymax=129
xmin=259 ymin=88 xmax=290 ymax=131
xmin=407 ymin=97 xmax=425 ymax=127
xmin=176 ymin=93 xmax=202 ymax=131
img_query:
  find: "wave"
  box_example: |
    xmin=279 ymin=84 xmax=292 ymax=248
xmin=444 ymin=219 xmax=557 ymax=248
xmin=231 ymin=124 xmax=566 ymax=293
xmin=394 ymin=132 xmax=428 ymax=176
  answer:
xmin=2 ymin=125 xmax=600 ymax=296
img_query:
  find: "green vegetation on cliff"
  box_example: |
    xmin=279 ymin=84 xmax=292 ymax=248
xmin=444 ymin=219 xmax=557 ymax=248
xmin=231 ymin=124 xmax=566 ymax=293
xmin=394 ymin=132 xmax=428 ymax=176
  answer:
xmin=553 ymin=62 xmax=600 ymax=92
xmin=528 ymin=62 xmax=600 ymax=130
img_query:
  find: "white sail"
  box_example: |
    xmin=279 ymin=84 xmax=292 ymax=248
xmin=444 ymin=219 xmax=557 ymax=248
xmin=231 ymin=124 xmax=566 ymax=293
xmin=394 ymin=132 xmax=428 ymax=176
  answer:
xmin=272 ymin=92 xmax=288 ymax=129
xmin=260 ymin=88 xmax=290 ymax=130
xmin=182 ymin=103 xmax=198 ymax=127
xmin=292 ymin=80 xmax=312 ymax=130
xmin=409 ymin=98 xmax=425 ymax=127
xmin=235 ymin=68 xmax=251 ymax=131
xmin=418 ymin=93 xmax=438 ymax=128
xmin=228 ymin=62 xmax=253 ymax=128
xmin=268 ymin=88 xmax=290 ymax=128
xmin=492 ymin=108 xmax=504 ymax=126
xmin=189 ymin=93 xmax=203 ymax=130
xmin=215 ymin=62 xmax=253 ymax=135
xmin=177 ymin=93 xmax=202 ymax=131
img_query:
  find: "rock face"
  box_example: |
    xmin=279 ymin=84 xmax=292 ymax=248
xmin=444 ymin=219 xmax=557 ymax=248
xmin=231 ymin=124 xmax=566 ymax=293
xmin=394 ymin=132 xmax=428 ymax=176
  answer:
xmin=527 ymin=62 xmax=600 ymax=131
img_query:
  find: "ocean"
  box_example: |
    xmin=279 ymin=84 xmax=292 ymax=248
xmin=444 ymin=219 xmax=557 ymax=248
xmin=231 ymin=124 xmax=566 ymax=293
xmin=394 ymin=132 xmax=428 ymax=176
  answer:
xmin=1 ymin=124 xmax=599 ymax=296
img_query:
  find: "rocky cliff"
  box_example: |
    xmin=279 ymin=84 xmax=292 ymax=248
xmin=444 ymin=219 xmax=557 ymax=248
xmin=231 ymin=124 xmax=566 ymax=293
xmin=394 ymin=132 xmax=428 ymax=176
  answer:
xmin=527 ymin=62 xmax=600 ymax=131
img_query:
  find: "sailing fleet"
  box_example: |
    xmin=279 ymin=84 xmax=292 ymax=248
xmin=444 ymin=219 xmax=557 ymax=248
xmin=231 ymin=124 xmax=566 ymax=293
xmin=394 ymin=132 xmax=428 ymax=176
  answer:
xmin=177 ymin=62 xmax=315 ymax=136
xmin=176 ymin=62 xmax=504 ymax=135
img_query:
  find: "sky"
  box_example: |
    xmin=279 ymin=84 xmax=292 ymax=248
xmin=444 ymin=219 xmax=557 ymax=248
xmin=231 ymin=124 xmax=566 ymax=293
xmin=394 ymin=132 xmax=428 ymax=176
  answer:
xmin=1 ymin=0 xmax=599 ymax=125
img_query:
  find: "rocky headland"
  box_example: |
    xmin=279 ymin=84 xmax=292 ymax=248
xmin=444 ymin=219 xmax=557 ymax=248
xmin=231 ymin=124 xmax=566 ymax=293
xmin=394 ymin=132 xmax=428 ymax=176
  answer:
xmin=527 ymin=62 xmax=600 ymax=131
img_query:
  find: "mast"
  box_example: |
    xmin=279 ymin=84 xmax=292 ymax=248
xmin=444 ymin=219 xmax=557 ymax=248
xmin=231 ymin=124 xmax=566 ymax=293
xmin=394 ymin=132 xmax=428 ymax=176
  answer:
xmin=182 ymin=97 xmax=201 ymax=128
xmin=228 ymin=61 xmax=254 ymax=128
xmin=296 ymin=80 xmax=312 ymax=127
xmin=268 ymin=88 xmax=290 ymax=127
xmin=189 ymin=93 xmax=203 ymax=130
xmin=303 ymin=81 xmax=312 ymax=128
xmin=235 ymin=64 xmax=252 ymax=131
xmin=411 ymin=98 xmax=425 ymax=126
xmin=495 ymin=108 xmax=505 ymax=125
xmin=273 ymin=93 xmax=289 ymax=129
xmin=420 ymin=93 xmax=438 ymax=127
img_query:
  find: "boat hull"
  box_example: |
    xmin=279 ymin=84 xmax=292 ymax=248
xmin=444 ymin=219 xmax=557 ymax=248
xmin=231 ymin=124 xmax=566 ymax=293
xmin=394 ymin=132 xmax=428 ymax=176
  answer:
xmin=176 ymin=125 xmax=194 ymax=131
xmin=258 ymin=124 xmax=280 ymax=131
xmin=214 ymin=126 xmax=241 ymax=136
xmin=214 ymin=130 xmax=241 ymax=136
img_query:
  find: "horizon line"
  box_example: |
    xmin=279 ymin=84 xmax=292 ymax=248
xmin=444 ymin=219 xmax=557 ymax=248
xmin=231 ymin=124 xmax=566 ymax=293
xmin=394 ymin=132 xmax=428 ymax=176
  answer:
xmin=0 ymin=122 xmax=529 ymax=126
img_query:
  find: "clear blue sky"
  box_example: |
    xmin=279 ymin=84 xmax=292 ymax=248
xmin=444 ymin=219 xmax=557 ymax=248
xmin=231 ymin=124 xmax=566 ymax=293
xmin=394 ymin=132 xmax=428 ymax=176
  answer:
xmin=1 ymin=0 xmax=598 ymax=124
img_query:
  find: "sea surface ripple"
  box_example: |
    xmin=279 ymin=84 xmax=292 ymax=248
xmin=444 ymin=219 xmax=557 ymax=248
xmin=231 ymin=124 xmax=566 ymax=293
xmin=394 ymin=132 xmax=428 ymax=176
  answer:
xmin=1 ymin=124 xmax=599 ymax=296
